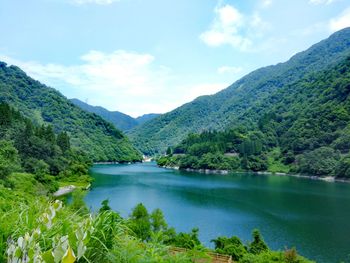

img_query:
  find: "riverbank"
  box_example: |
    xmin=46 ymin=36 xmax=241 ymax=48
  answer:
xmin=162 ymin=165 xmax=350 ymax=184
xmin=93 ymin=160 xmax=145 ymax=165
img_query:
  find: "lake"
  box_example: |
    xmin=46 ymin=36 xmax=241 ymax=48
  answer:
xmin=85 ymin=162 xmax=350 ymax=263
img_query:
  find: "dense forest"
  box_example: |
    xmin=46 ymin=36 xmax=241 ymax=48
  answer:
xmin=0 ymin=102 xmax=93 ymax=191
xmin=0 ymin=63 xmax=141 ymax=162
xmin=130 ymin=27 xmax=350 ymax=155
xmin=158 ymin=55 xmax=350 ymax=177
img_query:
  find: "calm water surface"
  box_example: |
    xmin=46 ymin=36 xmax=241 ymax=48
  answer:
xmin=85 ymin=162 xmax=350 ymax=263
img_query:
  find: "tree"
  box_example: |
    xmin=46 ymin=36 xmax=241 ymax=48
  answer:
xmin=129 ymin=203 xmax=151 ymax=241
xmin=23 ymin=158 xmax=49 ymax=182
xmin=166 ymin=147 xmax=173 ymax=156
xmin=211 ymin=236 xmax=247 ymax=261
xmin=335 ymin=155 xmax=350 ymax=178
xmin=248 ymin=229 xmax=268 ymax=255
xmin=297 ymin=147 xmax=340 ymax=175
xmin=150 ymin=208 xmax=168 ymax=232
xmin=57 ymin=132 xmax=71 ymax=153
xmin=99 ymin=199 xmax=112 ymax=213
xmin=0 ymin=140 xmax=20 ymax=179
xmin=171 ymin=228 xmax=201 ymax=249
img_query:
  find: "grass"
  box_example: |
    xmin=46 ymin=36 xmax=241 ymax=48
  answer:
xmin=267 ymin=148 xmax=291 ymax=174
xmin=57 ymin=173 xmax=92 ymax=189
xmin=0 ymin=173 xmax=197 ymax=263
xmin=0 ymin=170 xmax=314 ymax=263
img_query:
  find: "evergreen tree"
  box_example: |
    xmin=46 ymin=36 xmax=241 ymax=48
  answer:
xmin=0 ymin=140 xmax=21 ymax=179
xmin=57 ymin=131 xmax=70 ymax=153
xmin=249 ymin=229 xmax=269 ymax=255
xmin=150 ymin=208 xmax=168 ymax=232
xmin=129 ymin=203 xmax=151 ymax=241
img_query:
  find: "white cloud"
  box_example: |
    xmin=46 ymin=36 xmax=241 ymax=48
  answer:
xmin=329 ymin=7 xmax=350 ymax=32
xmin=0 ymin=51 xmax=228 ymax=117
xmin=309 ymin=0 xmax=336 ymax=5
xmin=183 ymin=83 xmax=228 ymax=102
xmin=217 ymin=66 xmax=243 ymax=74
xmin=261 ymin=0 xmax=272 ymax=8
xmin=70 ymin=0 xmax=119 ymax=5
xmin=200 ymin=4 xmax=269 ymax=51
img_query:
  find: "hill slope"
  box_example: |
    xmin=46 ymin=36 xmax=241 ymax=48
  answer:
xmin=159 ymin=55 xmax=350 ymax=177
xmin=71 ymin=99 xmax=160 ymax=131
xmin=70 ymin=98 xmax=138 ymax=131
xmin=135 ymin=113 xmax=161 ymax=125
xmin=0 ymin=63 xmax=141 ymax=162
xmin=129 ymin=28 xmax=350 ymax=154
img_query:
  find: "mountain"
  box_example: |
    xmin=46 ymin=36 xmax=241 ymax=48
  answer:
xmin=129 ymin=27 xmax=350 ymax=155
xmin=0 ymin=63 xmax=142 ymax=162
xmin=158 ymin=55 xmax=350 ymax=177
xmin=135 ymin=113 xmax=161 ymax=125
xmin=71 ymin=99 xmax=160 ymax=131
xmin=70 ymin=98 xmax=138 ymax=131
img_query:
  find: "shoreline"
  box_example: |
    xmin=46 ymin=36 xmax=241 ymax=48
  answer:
xmin=53 ymin=185 xmax=76 ymax=197
xmin=93 ymin=160 xmax=146 ymax=165
xmin=162 ymin=165 xmax=350 ymax=184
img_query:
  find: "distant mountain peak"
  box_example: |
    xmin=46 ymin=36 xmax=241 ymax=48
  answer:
xmin=70 ymin=98 xmax=160 ymax=131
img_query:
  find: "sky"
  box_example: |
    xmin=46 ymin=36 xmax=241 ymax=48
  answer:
xmin=0 ymin=0 xmax=350 ymax=117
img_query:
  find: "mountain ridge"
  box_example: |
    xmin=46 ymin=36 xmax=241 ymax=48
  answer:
xmin=70 ymin=98 xmax=160 ymax=131
xmin=0 ymin=63 xmax=141 ymax=162
xmin=129 ymin=27 xmax=350 ymax=155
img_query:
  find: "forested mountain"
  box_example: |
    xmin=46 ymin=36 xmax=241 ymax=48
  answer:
xmin=129 ymin=27 xmax=350 ymax=155
xmin=159 ymin=55 xmax=350 ymax=177
xmin=135 ymin=113 xmax=161 ymax=125
xmin=71 ymin=98 xmax=160 ymax=131
xmin=71 ymin=98 xmax=138 ymax=131
xmin=0 ymin=63 xmax=141 ymax=162
xmin=0 ymin=102 xmax=92 ymax=190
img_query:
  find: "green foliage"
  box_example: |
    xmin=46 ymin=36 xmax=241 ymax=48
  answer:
xmin=0 ymin=65 xmax=141 ymax=162
xmin=240 ymin=250 xmax=313 ymax=263
xmin=334 ymin=154 xmax=350 ymax=178
xmin=158 ymin=55 xmax=350 ymax=176
xmin=57 ymin=131 xmax=71 ymax=153
xmin=150 ymin=208 xmax=168 ymax=233
xmin=249 ymin=229 xmax=269 ymax=255
xmin=212 ymin=231 xmax=313 ymax=263
xmin=266 ymin=148 xmax=290 ymax=173
xmin=0 ymin=103 xmax=92 ymax=190
xmin=71 ymin=99 xmax=160 ymax=132
xmin=169 ymin=228 xmax=202 ymax=250
xmin=128 ymin=203 xmax=151 ymax=241
xmin=99 ymin=199 xmax=112 ymax=212
xmin=0 ymin=140 xmax=21 ymax=179
xmin=211 ymin=236 xmax=247 ymax=261
xmin=0 ymin=171 xmax=314 ymax=263
xmin=69 ymin=189 xmax=89 ymax=215
xmin=130 ymin=28 xmax=350 ymax=155
xmin=71 ymin=98 xmax=139 ymax=131
xmin=297 ymin=147 xmax=340 ymax=176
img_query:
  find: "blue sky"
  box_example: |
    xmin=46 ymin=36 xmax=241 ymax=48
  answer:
xmin=1 ymin=0 xmax=350 ymax=117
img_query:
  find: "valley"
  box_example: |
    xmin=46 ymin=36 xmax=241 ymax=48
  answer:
xmin=1 ymin=24 xmax=350 ymax=263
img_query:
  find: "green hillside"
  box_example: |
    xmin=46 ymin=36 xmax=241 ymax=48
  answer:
xmin=0 ymin=63 xmax=141 ymax=162
xmin=159 ymin=55 xmax=350 ymax=177
xmin=70 ymin=98 xmax=161 ymax=131
xmin=70 ymin=98 xmax=138 ymax=131
xmin=129 ymin=28 xmax=350 ymax=155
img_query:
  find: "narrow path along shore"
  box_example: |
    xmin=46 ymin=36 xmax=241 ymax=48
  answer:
xmin=162 ymin=165 xmax=350 ymax=184
xmin=53 ymin=185 xmax=76 ymax=197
